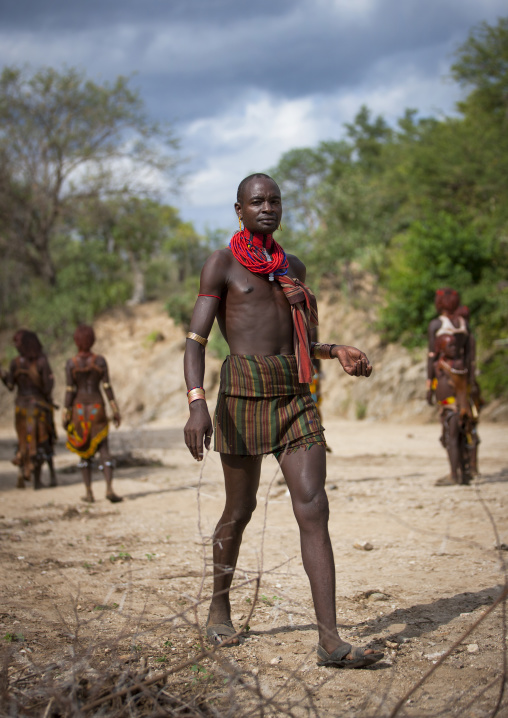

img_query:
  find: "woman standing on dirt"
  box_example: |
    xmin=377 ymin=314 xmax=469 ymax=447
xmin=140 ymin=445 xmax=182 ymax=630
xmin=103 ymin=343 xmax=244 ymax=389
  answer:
xmin=63 ymin=324 xmax=122 ymax=503
xmin=0 ymin=330 xmax=57 ymax=489
xmin=426 ymin=287 xmax=469 ymax=405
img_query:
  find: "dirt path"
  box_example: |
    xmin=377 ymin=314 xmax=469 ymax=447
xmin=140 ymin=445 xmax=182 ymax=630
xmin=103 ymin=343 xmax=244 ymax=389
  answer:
xmin=1 ymin=418 xmax=507 ymax=716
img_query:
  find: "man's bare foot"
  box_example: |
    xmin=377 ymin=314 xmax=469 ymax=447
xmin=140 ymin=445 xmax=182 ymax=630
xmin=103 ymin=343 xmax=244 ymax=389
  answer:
xmin=82 ymin=493 xmax=95 ymax=503
xmin=106 ymin=493 xmax=123 ymax=503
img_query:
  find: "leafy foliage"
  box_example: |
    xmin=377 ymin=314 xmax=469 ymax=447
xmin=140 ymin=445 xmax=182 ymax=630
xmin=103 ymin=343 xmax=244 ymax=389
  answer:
xmin=0 ymin=65 xmax=184 ymax=346
xmin=269 ymin=16 xmax=508 ymax=396
xmin=1 ymin=19 xmax=508 ymax=399
xmin=380 ymin=212 xmax=494 ymax=346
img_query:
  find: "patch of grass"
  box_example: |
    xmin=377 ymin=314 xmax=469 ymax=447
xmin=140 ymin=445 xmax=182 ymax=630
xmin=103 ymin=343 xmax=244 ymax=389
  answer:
xmin=144 ymin=330 xmax=164 ymax=348
xmin=355 ymin=401 xmax=368 ymax=421
xmin=4 ymin=633 xmax=24 ymax=643
xmin=190 ymin=663 xmax=213 ymax=684
xmin=260 ymin=594 xmax=282 ymax=606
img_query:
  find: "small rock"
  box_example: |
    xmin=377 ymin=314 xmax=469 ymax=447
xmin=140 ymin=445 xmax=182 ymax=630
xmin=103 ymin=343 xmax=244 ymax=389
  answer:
xmin=467 ymin=643 xmax=479 ymax=653
xmin=270 ymin=656 xmax=282 ymax=665
xmin=385 ymin=640 xmax=398 ymax=649
xmin=425 ymin=651 xmax=445 ymax=660
xmin=354 ymin=541 xmax=374 ymax=551
xmin=368 ymin=592 xmax=389 ymax=602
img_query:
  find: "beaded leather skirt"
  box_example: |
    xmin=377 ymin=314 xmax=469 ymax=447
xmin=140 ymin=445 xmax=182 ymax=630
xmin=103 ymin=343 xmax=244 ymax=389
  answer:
xmin=66 ymin=401 xmax=109 ymax=459
xmin=13 ymin=398 xmax=55 ymax=477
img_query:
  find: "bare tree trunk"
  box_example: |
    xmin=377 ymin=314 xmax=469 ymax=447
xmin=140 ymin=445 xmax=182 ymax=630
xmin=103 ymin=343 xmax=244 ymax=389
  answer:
xmin=127 ymin=251 xmax=145 ymax=305
xmin=38 ymin=247 xmax=57 ymax=286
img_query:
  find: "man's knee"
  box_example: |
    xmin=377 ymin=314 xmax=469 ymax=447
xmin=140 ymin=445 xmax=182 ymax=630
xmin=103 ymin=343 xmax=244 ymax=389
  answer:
xmin=225 ymin=497 xmax=257 ymax=529
xmin=293 ymin=489 xmax=329 ymax=528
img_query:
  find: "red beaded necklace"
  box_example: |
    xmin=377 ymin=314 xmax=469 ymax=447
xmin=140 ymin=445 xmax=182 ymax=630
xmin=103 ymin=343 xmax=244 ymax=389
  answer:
xmin=229 ymin=229 xmax=289 ymax=281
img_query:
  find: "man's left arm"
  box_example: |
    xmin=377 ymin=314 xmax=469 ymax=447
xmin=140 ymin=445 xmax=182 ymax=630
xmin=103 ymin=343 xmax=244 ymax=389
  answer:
xmin=312 ymin=343 xmax=372 ymax=377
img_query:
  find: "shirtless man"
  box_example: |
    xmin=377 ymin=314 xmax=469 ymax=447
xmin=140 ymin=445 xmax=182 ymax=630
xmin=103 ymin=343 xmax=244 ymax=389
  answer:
xmin=63 ymin=324 xmax=122 ymax=503
xmin=184 ymin=173 xmax=383 ymax=668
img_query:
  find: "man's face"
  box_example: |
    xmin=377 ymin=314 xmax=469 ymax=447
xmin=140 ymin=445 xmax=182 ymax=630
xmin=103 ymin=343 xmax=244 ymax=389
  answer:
xmin=235 ymin=177 xmax=282 ymax=235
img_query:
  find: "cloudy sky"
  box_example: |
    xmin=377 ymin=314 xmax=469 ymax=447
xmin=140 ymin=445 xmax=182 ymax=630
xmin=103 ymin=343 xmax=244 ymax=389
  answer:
xmin=0 ymin=0 xmax=505 ymax=231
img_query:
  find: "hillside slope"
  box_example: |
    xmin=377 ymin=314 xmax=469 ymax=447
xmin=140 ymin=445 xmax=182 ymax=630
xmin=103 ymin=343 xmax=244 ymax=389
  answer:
xmin=1 ymin=297 xmax=505 ymax=429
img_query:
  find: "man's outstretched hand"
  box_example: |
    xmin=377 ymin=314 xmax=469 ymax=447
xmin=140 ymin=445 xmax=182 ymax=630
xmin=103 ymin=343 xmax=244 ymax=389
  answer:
xmin=332 ymin=345 xmax=372 ymax=377
xmin=184 ymin=401 xmax=213 ymax=461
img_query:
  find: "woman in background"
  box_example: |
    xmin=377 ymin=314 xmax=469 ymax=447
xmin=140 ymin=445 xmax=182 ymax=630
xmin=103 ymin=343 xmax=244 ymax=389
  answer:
xmin=1 ymin=330 xmax=57 ymax=489
xmin=63 ymin=324 xmax=122 ymax=503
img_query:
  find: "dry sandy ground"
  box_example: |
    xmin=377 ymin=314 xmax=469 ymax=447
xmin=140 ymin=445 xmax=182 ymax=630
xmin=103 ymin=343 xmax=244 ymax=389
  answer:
xmin=0 ymin=417 xmax=507 ymax=717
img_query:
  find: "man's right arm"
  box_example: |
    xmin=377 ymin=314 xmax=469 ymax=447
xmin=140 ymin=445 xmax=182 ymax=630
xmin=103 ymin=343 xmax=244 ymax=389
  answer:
xmin=183 ymin=251 xmax=228 ymax=461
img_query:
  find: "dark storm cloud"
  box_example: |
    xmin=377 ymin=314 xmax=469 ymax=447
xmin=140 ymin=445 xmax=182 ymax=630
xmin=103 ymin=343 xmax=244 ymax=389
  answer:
xmin=0 ymin=0 xmax=296 ymax=31
xmin=1 ymin=0 xmax=506 ymax=230
xmin=1 ymin=0 xmax=505 ymax=125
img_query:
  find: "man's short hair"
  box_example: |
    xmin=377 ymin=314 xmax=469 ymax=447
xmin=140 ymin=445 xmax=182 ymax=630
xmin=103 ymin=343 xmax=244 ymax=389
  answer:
xmin=237 ymin=173 xmax=279 ymax=203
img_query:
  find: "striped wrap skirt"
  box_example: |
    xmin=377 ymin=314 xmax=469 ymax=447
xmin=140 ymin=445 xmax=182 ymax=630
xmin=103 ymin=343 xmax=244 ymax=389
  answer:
xmin=214 ymin=354 xmax=325 ymax=456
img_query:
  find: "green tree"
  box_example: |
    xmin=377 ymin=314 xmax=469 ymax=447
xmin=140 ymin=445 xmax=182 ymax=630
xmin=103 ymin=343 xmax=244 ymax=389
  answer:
xmin=0 ymin=66 xmax=179 ymax=288
xmin=451 ymin=17 xmax=508 ymax=120
xmin=380 ymin=211 xmax=494 ymax=346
